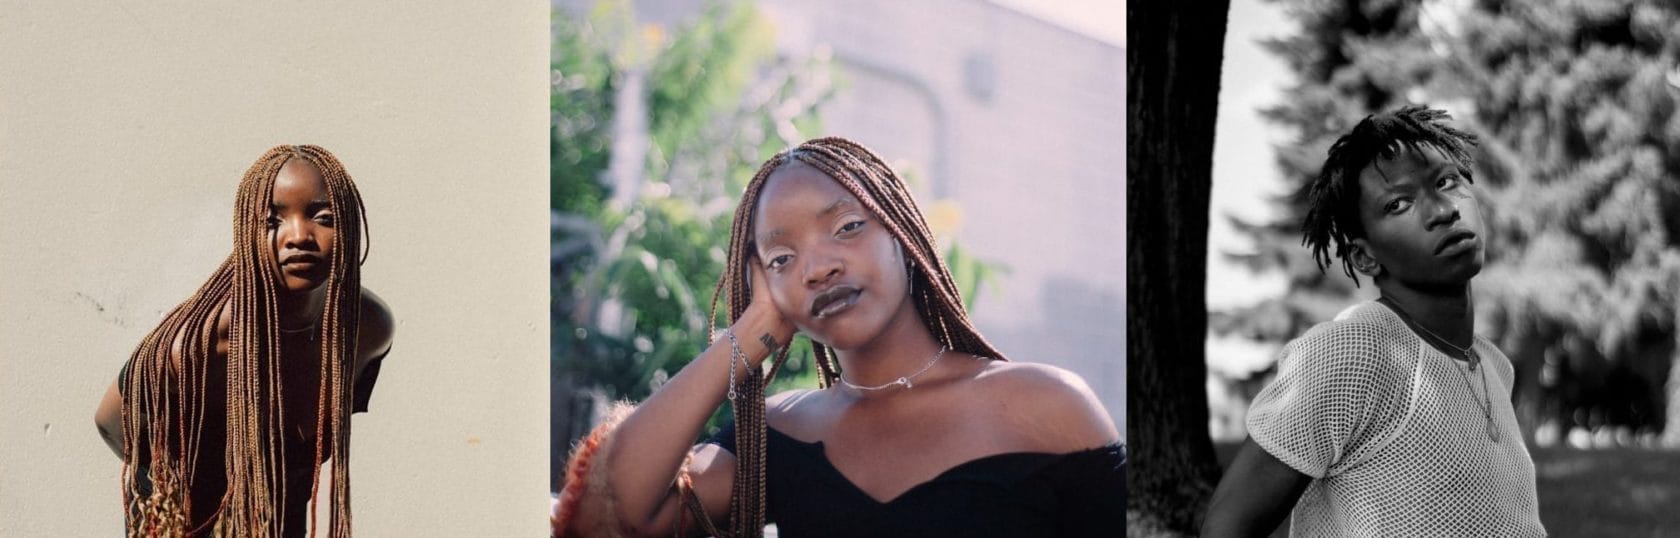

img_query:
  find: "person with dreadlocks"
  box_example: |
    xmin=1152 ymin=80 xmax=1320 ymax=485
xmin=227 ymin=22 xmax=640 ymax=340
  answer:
xmin=1201 ymin=106 xmax=1544 ymax=537
xmin=554 ymin=136 xmax=1123 ymax=537
xmin=92 ymin=145 xmax=395 ymax=537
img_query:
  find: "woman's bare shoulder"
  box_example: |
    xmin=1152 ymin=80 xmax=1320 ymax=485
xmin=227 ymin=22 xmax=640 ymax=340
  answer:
xmin=972 ymin=360 xmax=1120 ymax=452
xmin=764 ymin=388 xmax=827 ymax=437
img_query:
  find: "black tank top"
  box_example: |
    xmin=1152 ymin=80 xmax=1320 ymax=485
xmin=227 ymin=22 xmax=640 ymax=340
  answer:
xmin=706 ymin=420 xmax=1125 ymax=537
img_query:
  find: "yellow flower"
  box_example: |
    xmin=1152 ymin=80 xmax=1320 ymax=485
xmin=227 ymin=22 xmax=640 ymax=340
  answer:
xmin=926 ymin=200 xmax=962 ymax=238
xmin=642 ymin=24 xmax=665 ymax=50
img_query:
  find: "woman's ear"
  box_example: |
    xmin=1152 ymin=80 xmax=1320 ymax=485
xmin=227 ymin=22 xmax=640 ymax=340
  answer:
xmin=896 ymin=240 xmax=915 ymax=292
xmin=1348 ymin=239 xmax=1383 ymax=278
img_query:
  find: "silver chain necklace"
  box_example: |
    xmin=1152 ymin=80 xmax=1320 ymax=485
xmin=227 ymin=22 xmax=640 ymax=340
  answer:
xmin=1406 ymin=314 xmax=1478 ymax=371
xmin=840 ymin=346 xmax=947 ymax=391
xmin=1381 ymin=298 xmax=1498 ymax=441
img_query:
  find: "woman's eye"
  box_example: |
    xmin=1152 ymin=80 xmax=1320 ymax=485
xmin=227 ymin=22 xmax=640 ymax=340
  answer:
xmin=264 ymin=216 xmax=280 ymax=229
xmin=1385 ymin=198 xmax=1412 ymax=215
xmin=768 ymin=254 xmax=792 ymax=270
xmin=837 ymin=220 xmax=865 ymax=235
xmin=1438 ymin=175 xmax=1461 ymax=190
xmin=314 ymin=213 xmax=335 ymax=226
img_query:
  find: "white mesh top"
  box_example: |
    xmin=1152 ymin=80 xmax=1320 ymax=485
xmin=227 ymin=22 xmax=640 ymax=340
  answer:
xmin=1246 ymin=301 xmax=1546 ymax=537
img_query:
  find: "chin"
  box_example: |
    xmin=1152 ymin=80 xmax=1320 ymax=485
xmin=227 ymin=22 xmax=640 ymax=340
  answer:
xmin=1450 ymin=256 xmax=1485 ymax=283
xmin=281 ymin=278 xmax=326 ymax=295
xmin=1411 ymin=264 xmax=1482 ymax=291
xmin=802 ymin=318 xmax=886 ymax=353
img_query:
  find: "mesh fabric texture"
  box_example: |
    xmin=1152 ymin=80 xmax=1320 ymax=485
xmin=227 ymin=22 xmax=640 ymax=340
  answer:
xmin=1245 ymin=301 xmax=1545 ymax=537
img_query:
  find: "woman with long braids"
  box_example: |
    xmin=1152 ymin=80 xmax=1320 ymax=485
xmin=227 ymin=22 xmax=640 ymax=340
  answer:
xmin=556 ymin=137 xmax=1123 ymax=536
xmin=92 ymin=145 xmax=395 ymax=537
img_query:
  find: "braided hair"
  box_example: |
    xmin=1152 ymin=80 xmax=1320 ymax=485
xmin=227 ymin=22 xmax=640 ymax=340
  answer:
xmin=695 ymin=137 xmax=1005 ymax=536
xmin=121 ymin=145 xmax=368 ymax=537
xmin=1302 ymin=105 xmax=1479 ymax=286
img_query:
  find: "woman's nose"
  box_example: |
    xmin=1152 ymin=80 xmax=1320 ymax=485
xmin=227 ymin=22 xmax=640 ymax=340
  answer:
xmin=280 ymin=218 xmax=316 ymax=248
xmin=804 ymin=253 xmax=843 ymax=286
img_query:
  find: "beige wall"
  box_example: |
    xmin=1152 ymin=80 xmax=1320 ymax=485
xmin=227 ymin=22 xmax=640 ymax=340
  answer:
xmin=763 ymin=0 xmax=1127 ymax=430
xmin=0 ymin=3 xmax=548 ymax=535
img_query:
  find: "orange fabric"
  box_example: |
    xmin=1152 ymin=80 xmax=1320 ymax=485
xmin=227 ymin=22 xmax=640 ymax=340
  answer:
xmin=553 ymin=402 xmax=635 ymax=538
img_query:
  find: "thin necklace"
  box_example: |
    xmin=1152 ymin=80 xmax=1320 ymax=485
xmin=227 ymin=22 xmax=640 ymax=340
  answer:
xmin=1379 ymin=297 xmax=1498 ymax=441
xmin=1408 ymin=314 xmax=1478 ymax=371
xmin=279 ymin=321 xmax=318 ymax=342
xmin=840 ymin=346 xmax=947 ymax=391
xmin=1378 ymin=297 xmax=1476 ymax=369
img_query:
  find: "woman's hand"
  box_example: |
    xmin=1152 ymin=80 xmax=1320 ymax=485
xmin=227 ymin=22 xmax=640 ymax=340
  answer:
xmin=734 ymin=256 xmax=796 ymax=368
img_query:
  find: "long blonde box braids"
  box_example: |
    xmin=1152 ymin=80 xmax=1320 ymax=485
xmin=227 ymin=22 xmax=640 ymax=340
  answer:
xmin=121 ymin=145 xmax=367 ymax=537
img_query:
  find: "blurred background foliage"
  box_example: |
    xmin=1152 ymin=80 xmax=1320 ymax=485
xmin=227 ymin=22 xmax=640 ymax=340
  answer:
xmin=550 ymin=0 xmax=1001 ymax=488
xmin=1215 ymin=0 xmax=1680 ymax=449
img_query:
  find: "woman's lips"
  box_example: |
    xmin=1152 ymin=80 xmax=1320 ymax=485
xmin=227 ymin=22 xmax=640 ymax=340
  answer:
xmin=810 ymin=286 xmax=862 ymax=319
xmin=280 ymin=254 xmax=324 ymax=273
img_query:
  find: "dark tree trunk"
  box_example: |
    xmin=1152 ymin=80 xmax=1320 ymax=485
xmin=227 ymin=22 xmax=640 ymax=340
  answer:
xmin=1126 ymin=1 xmax=1231 ymax=534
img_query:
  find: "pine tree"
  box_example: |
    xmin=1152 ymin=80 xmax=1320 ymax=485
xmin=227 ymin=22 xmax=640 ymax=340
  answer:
xmin=1448 ymin=0 xmax=1680 ymax=443
xmin=1228 ymin=0 xmax=1680 ymax=444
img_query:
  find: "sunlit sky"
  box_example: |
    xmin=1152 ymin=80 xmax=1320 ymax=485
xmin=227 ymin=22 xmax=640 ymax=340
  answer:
xmin=992 ymin=0 xmax=1124 ymax=46
xmin=1208 ymin=0 xmax=1291 ymax=310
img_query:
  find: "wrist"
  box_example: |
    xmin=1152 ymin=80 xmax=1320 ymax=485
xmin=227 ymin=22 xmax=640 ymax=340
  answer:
xmin=730 ymin=308 xmax=788 ymax=365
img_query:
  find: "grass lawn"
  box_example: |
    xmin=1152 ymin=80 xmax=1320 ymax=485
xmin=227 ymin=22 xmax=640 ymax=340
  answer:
xmin=1213 ymin=442 xmax=1680 ymax=537
xmin=1530 ymin=446 xmax=1680 ymax=537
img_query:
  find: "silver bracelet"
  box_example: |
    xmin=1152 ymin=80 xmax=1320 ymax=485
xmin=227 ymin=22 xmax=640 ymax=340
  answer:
xmin=724 ymin=329 xmax=744 ymax=401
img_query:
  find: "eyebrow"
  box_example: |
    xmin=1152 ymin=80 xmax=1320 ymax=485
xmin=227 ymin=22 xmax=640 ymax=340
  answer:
xmin=759 ymin=197 xmax=859 ymax=242
xmin=1372 ymin=161 xmax=1459 ymax=195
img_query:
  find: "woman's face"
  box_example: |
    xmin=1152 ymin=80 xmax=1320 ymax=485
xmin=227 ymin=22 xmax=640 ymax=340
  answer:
xmin=267 ymin=158 xmax=337 ymax=295
xmin=752 ymin=161 xmax=916 ymax=350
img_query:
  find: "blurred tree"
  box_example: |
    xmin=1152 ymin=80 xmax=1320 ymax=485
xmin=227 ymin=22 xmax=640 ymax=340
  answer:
xmin=1446 ymin=0 xmax=1680 ymax=444
xmin=550 ymin=0 xmax=836 ymax=489
xmin=1224 ymin=0 xmax=1680 ymax=445
xmin=1127 ymin=0 xmax=1231 ymax=535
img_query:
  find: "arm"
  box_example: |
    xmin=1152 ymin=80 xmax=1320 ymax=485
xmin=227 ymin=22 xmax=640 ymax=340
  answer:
xmin=94 ymin=376 xmax=125 ymax=461
xmin=581 ymin=263 xmax=795 ymax=537
xmin=96 ymin=300 xmax=230 ymax=462
xmin=1201 ymin=438 xmax=1312 ymax=538
xmin=354 ymin=288 xmax=395 ymax=381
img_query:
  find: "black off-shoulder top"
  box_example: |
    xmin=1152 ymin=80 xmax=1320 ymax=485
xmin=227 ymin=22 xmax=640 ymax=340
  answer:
xmin=706 ymin=420 xmax=1126 ymax=537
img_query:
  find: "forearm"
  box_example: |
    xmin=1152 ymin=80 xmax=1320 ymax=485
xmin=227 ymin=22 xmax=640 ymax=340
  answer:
xmin=605 ymin=309 xmax=783 ymax=532
xmin=1201 ymin=439 xmax=1308 ymax=538
xmin=1201 ymin=498 xmax=1282 ymax=538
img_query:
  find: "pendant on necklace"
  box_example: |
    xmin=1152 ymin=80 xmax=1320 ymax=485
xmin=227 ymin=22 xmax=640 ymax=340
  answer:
xmin=898 ymin=377 xmax=912 ymax=389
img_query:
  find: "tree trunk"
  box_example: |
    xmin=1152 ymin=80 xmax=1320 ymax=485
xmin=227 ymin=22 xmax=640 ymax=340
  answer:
xmin=1125 ymin=1 xmax=1231 ymax=534
xmin=1665 ymin=350 xmax=1680 ymax=448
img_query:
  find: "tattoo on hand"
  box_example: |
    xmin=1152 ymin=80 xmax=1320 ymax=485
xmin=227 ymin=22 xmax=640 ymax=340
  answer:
xmin=759 ymin=333 xmax=778 ymax=355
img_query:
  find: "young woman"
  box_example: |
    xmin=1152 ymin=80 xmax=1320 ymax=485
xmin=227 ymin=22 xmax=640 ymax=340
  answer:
xmin=555 ymin=137 xmax=1123 ymax=537
xmin=93 ymin=145 xmax=395 ymax=537
xmin=1201 ymin=107 xmax=1544 ymax=537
